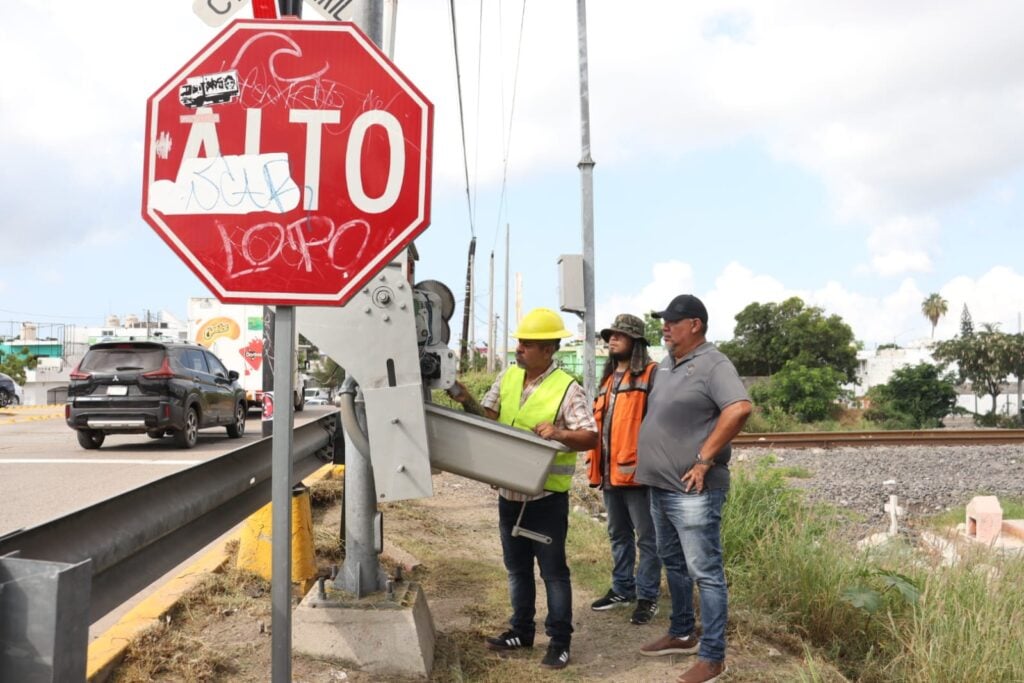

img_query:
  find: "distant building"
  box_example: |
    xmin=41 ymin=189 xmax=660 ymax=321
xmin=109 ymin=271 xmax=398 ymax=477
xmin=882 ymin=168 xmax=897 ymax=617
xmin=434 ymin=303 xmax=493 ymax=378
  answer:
xmin=853 ymin=341 xmax=1022 ymax=417
xmin=8 ymin=312 xmax=188 ymax=405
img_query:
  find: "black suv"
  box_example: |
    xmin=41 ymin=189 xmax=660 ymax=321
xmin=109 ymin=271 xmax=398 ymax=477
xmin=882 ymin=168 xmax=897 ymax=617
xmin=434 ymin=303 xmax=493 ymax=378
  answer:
xmin=65 ymin=341 xmax=247 ymax=449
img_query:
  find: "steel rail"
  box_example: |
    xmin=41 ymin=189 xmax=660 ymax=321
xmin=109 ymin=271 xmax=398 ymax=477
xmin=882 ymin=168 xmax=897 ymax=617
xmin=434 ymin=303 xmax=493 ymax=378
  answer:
xmin=0 ymin=413 xmax=340 ymax=623
xmin=734 ymin=428 xmax=1024 ymax=449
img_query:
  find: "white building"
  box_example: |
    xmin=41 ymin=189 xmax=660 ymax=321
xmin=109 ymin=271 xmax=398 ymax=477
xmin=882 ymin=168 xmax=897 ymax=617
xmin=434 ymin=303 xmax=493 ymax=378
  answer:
xmin=854 ymin=341 xmax=1022 ymax=418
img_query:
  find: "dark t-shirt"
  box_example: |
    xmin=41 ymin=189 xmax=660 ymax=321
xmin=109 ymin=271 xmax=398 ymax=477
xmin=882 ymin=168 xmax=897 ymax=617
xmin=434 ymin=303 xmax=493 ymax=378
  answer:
xmin=635 ymin=342 xmax=749 ymax=493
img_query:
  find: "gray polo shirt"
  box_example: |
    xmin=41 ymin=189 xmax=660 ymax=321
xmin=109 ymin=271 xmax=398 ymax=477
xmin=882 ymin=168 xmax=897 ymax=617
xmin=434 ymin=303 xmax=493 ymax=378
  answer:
xmin=635 ymin=341 xmax=749 ymax=494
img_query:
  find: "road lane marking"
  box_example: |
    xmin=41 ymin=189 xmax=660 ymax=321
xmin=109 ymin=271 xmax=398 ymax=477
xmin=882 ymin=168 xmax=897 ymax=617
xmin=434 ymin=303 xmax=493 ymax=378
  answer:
xmin=0 ymin=458 xmax=200 ymax=466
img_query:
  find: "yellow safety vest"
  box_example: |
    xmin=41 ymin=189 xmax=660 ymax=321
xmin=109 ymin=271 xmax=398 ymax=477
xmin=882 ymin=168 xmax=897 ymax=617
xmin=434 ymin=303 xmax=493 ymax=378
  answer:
xmin=498 ymin=366 xmax=578 ymax=492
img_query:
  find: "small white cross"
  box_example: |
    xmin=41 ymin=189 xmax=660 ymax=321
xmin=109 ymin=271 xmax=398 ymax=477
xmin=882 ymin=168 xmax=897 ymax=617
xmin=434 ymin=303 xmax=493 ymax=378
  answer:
xmin=883 ymin=494 xmax=904 ymax=536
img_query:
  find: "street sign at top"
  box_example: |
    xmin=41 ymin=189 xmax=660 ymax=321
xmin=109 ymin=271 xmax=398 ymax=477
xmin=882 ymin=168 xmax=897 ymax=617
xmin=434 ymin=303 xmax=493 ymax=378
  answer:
xmin=142 ymin=20 xmax=433 ymax=306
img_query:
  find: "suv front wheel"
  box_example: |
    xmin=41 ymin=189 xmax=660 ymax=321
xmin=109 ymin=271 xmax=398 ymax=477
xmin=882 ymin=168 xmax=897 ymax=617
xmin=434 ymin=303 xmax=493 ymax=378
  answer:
xmin=77 ymin=430 xmax=105 ymax=449
xmin=174 ymin=406 xmax=200 ymax=449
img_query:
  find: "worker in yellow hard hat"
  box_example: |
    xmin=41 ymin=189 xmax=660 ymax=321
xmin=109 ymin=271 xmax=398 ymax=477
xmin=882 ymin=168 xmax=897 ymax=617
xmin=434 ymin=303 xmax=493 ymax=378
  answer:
xmin=447 ymin=307 xmax=598 ymax=670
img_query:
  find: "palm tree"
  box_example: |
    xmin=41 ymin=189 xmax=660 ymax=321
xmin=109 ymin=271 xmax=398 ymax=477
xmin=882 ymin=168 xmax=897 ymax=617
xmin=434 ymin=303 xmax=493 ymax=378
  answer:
xmin=921 ymin=293 xmax=949 ymax=339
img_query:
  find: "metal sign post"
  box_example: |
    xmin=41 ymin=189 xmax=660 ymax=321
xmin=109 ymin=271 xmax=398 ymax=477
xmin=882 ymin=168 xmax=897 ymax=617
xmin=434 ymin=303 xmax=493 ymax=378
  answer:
xmin=271 ymin=305 xmax=295 ymax=683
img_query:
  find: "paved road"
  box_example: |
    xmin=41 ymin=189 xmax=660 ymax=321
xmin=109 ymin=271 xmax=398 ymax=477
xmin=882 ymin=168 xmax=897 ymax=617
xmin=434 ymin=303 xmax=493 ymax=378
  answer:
xmin=0 ymin=404 xmax=333 ymax=536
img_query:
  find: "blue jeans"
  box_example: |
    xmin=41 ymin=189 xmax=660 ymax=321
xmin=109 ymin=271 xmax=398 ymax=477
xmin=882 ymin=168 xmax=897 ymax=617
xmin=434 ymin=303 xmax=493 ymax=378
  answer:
xmin=650 ymin=487 xmax=728 ymax=662
xmin=498 ymin=493 xmax=573 ymax=646
xmin=604 ymin=486 xmax=661 ymax=601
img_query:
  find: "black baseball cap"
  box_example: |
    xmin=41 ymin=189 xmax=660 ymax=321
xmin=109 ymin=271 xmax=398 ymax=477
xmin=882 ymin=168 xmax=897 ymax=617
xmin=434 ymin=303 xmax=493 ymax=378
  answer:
xmin=653 ymin=294 xmax=708 ymax=324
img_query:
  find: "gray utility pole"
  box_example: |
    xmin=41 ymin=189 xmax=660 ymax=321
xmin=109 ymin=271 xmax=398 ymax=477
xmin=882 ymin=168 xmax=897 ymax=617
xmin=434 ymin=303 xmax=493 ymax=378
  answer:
xmin=503 ymin=225 xmax=510 ymax=369
xmin=576 ymin=0 xmax=596 ymax=401
xmin=487 ymin=251 xmax=495 ymax=371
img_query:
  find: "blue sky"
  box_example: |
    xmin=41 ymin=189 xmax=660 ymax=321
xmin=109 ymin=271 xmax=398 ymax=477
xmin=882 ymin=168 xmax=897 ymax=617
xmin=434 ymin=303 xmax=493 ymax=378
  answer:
xmin=3 ymin=1 xmax=1024 ymax=349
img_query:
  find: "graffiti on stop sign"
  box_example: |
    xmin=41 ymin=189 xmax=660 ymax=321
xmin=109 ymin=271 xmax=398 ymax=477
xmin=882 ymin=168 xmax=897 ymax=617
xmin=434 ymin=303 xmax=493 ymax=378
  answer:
xmin=215 ymin=216 xmax=381 ymax=280
xmin=143 ymin=21 xmax=433 ymax=305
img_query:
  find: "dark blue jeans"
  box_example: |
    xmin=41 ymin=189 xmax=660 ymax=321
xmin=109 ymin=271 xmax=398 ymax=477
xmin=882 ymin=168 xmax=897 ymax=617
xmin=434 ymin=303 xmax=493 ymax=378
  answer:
xmin=650 ymin=486 xmax=729 ymax=663
xmin=604 ymin=486 xmax=661 ymax=601
xmin=498 ymin=493 xmax=573 ymax=647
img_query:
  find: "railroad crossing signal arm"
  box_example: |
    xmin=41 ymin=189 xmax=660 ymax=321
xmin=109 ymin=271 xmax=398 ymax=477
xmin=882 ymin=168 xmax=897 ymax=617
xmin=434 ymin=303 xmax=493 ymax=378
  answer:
xmin=298 ymin=267 xmax=561 ymax=500
xmin=297 ymin=258 xmax=433 ymax=502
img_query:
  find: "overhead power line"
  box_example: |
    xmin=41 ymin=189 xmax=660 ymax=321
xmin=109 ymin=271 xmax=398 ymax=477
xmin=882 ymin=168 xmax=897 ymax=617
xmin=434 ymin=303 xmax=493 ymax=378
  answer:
xmin=448 ymin=0 xmax=476 ymax=238
xmin=493 ymin=0 xmax=527 ymax=252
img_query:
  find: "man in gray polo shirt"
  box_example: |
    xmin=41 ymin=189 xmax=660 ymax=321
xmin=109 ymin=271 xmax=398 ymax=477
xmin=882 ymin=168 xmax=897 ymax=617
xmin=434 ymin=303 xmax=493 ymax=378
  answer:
xmin=634 ymin=294 xmax=752 ymax=683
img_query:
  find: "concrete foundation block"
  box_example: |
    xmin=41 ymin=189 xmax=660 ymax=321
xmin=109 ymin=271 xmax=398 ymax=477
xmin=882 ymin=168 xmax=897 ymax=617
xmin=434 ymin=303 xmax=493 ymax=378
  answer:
xmin=293 ymin=581 xmax=435 ymax=680
xmin=1002 ymin=519 xmax=1024 ymax=541
xmin=966 ymin=496 xmax=1003 ymax=544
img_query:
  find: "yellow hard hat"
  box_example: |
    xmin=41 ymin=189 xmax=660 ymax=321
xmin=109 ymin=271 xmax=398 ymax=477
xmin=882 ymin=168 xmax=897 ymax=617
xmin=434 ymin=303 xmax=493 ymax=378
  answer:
xmin=512 ymin=308 xmax=572 ymax=340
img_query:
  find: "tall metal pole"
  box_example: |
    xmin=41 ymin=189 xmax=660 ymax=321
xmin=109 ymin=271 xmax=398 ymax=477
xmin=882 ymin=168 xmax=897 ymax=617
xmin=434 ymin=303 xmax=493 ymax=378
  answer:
xmin=576 ymin=0 xmax=597 ymax=401
xmin=337 ymin=0 xmax=386 ymax=595
xmin=487 ymin=251 xmax=495 ymax=371
xmin=271 ymin=306 xmax=296 ymax=683
xmin=503 ymin=225 xmax=510 ymax=369
xmin=352 ymin=0 xmax=384 ymax=44
xmin=459 ymin=238 xmax=476 ymax=371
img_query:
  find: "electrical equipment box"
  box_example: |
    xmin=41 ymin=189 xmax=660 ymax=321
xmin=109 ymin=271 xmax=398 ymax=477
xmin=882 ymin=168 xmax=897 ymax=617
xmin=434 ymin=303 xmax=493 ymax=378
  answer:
xmin=558 ymin=254 xmax=585 ymax=314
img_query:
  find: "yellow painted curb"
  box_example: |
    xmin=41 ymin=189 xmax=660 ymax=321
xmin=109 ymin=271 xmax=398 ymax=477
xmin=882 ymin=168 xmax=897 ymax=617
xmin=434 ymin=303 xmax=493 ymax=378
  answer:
xmin=86 ymin=462 xmax=344 ymax=682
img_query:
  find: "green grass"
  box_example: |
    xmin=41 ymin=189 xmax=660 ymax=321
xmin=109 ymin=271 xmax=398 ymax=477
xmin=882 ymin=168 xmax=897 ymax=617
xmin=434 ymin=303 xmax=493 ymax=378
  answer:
xmin=725 ymin=459 xmax=1024 ymax=681
xmin=566 ymin=507 xmax=612 ymax=597
xmin=926 ymin=497 xmax=1024 ymax=530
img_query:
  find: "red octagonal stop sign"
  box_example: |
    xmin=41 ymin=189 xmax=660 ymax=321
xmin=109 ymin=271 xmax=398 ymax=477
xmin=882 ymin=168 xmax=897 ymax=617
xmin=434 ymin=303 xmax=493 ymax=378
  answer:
xmin=142 ymin=20 xmax=433 ymax=306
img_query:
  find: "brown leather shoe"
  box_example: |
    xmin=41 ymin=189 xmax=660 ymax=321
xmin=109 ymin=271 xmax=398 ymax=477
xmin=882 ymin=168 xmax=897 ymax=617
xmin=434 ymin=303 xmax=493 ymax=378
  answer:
xmin=676 ymin=659 xmax=727 ymax=683
xmin=639 ymin=632 xmax=699 ymax=656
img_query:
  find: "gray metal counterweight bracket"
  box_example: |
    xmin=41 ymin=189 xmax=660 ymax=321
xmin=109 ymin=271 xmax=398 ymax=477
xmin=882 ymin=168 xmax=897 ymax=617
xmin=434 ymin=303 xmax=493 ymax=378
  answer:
xmin=511 ymin=501 xmax=552 ymax=545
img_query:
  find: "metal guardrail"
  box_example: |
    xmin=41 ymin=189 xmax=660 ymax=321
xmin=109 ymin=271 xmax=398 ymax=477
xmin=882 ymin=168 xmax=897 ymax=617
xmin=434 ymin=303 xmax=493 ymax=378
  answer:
xmin=0 ymin=413 xmax=341 ymax=624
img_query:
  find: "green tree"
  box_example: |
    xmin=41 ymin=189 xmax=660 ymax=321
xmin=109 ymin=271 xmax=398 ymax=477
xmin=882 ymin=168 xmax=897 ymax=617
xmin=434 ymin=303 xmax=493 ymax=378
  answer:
xmin=960 ymin=304 xmax=974 ymax=337
xmin=934 ymin=327 xmax=1008 ymax=415
xmin=748 ymin=361 xmax=847 ymax=422
xmin=643 ymin=313 xmax=663 ymax=346
xmin=0 ymin=346 xmax=37 ymax=385
xmin=865 ymin=363 xmax=958 ymax=428
xmin=308 ymin=356 xmax=345 ymax=394
xmin=1001 ymin=333 xmax=1024 ymax=423
xmin=718 ymin=297 xmax=859 ymax=382
xmin=921 ymin=293 xmax=948 ymax=339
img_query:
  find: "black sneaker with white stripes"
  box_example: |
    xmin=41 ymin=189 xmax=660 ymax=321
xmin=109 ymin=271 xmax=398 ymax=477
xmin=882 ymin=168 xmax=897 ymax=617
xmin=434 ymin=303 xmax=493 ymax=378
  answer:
xmin=484 ymin=629 xmax=533 ymax=651
xmin=540 ymin=643 xmax=570 ymax=669
xmin=631 ymin=598 xmax=660 ymax=625
xmin=591 ymin=588 xmax=633 ymax=611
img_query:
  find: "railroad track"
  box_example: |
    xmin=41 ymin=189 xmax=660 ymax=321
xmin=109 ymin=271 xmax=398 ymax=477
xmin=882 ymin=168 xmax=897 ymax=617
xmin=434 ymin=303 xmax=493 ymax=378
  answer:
xmin=733 ymin=429 xmax=1024 ymax=448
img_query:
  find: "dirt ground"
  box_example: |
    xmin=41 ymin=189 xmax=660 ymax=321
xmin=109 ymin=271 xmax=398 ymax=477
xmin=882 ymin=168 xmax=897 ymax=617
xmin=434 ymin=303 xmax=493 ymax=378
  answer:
xmin=112 ymin=471 xmax=849 ymax=682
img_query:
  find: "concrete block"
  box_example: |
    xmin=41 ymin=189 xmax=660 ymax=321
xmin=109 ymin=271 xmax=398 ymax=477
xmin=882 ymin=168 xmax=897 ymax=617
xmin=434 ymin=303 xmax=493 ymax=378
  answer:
xmin=1002 ymin=519 xmax=1024 ymax=541
xmin=966 ymin=496 xmax=1003 ymax=544
xmin=293 ymin=581 xmax=435 ymax=680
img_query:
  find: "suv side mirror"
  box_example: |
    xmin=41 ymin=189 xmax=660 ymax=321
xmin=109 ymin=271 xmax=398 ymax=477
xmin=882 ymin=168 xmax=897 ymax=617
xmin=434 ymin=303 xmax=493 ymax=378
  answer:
xmin=227 ymin=370 xmax=240 ymax=382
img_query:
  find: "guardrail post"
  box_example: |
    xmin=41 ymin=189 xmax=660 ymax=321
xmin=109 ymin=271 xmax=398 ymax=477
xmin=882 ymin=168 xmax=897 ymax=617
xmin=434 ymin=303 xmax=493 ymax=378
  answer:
xmin=0 ymin=554 xmax=91 ymax=682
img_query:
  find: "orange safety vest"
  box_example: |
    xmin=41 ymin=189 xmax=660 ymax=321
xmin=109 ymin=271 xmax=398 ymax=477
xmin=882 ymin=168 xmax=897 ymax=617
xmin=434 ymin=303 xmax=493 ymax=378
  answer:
xmin=585 ymin=362 xmax=657 ymax=488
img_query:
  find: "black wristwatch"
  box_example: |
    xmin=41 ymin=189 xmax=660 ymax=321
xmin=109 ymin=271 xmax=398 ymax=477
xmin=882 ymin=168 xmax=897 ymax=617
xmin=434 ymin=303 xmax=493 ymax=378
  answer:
xmin=695 ymin=453 xmax=714 ymax=467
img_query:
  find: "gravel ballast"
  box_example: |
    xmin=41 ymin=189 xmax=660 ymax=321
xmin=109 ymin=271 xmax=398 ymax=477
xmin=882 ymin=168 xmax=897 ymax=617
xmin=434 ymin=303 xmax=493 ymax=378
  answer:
xmin=735 ymin=444 xmax=1024 ymax=525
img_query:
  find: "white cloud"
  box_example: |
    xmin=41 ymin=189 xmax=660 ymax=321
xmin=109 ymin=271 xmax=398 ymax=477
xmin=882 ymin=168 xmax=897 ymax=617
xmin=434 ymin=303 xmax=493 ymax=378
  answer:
xmin=940 ymin=267 xmax=1024 ymax=337
xmin=595 ymin=260 xmax=693 ymax=329
xmin=607 ymin=261 xmax=1024 ymax=348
